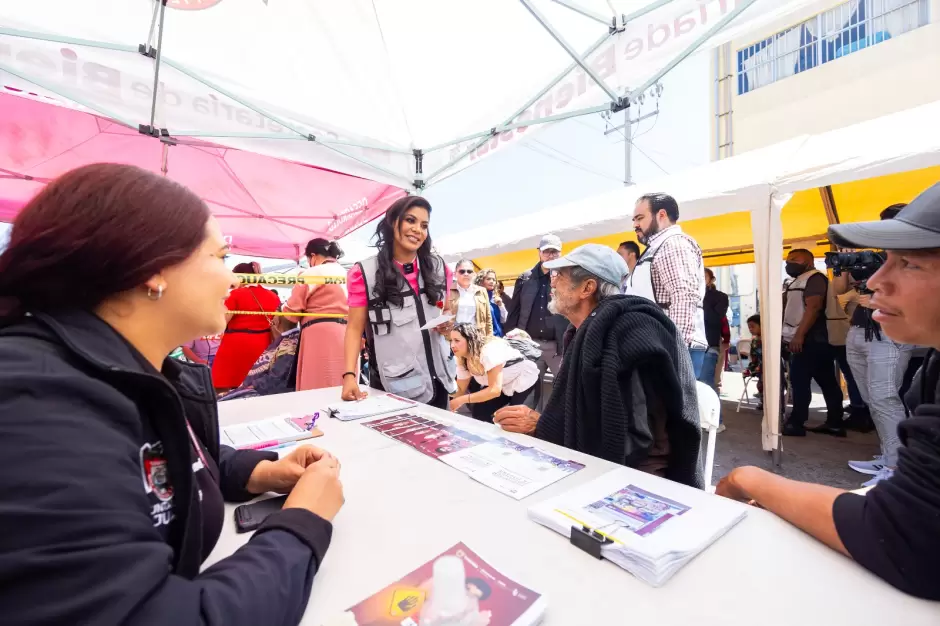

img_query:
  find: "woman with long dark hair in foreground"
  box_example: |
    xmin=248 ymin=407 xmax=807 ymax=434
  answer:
xmin=341 ymin=195 xmax=456 ymax=408
xmin=0 ymin=164 xmax=343 ymax=624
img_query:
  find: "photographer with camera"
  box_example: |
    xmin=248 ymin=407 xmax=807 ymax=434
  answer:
xmin=831 ymin=205 xmax=915 ymax=486
xmin=716 ymin=183 xmax=940 ymax=601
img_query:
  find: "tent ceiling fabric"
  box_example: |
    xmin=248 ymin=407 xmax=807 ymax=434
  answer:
xmin=1 ymin=0 xmax=822 ymax=189
xmin=0 ymin=92 xmax=406 ymax=258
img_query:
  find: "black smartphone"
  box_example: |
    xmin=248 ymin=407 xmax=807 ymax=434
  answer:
xmin=234 ymin=495 xmax=288 ymax=533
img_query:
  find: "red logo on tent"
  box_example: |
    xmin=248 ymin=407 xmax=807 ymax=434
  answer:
xmin=167 ymin=0 xmax=223 ymax=10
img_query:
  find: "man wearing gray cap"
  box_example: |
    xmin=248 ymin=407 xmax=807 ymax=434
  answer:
xmin=505 ymin=234 xmax=570 ymax=408
xmin=496 ymin=243 xmax=704 ymax=488
xmin=716 ymin=181 xmax=940 ymax=601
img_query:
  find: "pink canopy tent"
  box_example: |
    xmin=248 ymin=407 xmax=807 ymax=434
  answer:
xmin=0 ymin=92 xmax=406 ymax=259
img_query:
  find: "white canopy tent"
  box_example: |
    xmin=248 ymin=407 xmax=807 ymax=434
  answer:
xmin=1 ymin=0 xmax=824 ymax=190
xmin=438 ymin=99 xmax=940 ymax=453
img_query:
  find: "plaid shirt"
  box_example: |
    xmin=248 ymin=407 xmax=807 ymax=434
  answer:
xmin=648 ymin=225 xmax=706 ymax=348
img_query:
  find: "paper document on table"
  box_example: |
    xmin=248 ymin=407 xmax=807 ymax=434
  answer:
xmin=320 ymin=542 xmax=546 ymax=626
xmin=362 ymin=413 xmax=583 ymax=499
xmin=220 ymin=415 xmax=320 ymax=450
xmin=528 ymin=467 xmax=747 ymax=586
xmin=418 ymin=313 xmax=454 ymax=331
xmin=327 ymin=394 xmax=418 ymax=421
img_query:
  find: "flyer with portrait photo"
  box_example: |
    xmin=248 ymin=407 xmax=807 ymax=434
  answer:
xmin=362 ymin=414 xmax=583 ymax=499
xmin=320 ymin=543 xmax=546 ymax=626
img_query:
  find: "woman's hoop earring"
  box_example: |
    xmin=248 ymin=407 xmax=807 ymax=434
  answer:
xmin=147 ymin=285 xmax=164 ymax=301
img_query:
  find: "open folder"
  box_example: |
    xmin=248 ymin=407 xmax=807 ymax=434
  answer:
xmin=327 ymin=394 xmax=418 ymax=421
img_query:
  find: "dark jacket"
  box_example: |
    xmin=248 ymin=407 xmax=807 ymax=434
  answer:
xmin=535 ymin=296 xmax=704 ymax=488
xmin=0 ymin=310 xmax=332 ymax=625
xmin=505 ymin=263 xmax=568 ymax=342
xmin=703 ymin=286 xmax=729 ymax=348
xmin=833 ymin=349 xmax=940 ymax=601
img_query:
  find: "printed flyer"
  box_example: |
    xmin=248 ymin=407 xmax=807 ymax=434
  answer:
xmin=321 ymin=543 xmax=545 ymax=626
xmin=362 ymin=414 xmax=583 ymax=499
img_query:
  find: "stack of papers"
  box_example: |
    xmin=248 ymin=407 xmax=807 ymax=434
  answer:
xmin=220 ymin=415 xmax=321 ymax=450
xmin=327 ymin=394 xmax=418 ymax=421
xmin=528 ymin=467 xmax=747 ymax=586
xmin=320 ymin=542 xmax=547 ymax=626
xmin=363 ymin=413 xmax=584 ymax=499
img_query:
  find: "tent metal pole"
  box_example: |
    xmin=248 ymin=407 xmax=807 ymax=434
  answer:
xmin=547 ymin=0 xmax=613 ymax=25
xmin=627 ymin=0 xmax=758 ymax=101
xmin=622 ymin=0 xmax=677 ymax=24
xmin=171 ymin=130 xmax=413 ymax=154
xmin=0 ymin=27 xmax=138 ymax=53
xmin=519 ymin=0 xmax=621 ymax=105
xmin=497 ymin=103 xmax=613 ymax=132
xmin=148 ymin=0 xmax=167 ymax=129
xmin=424 ymin=29 xmax=613 ymax=180
xmin=145 ymin=0 xmax=162 ymax=53
xmin=0 ymin=61 xmax=138 ymax=129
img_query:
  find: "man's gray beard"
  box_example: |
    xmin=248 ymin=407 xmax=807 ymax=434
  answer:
xmin=547 ymin=298 xmax=559 ymax=316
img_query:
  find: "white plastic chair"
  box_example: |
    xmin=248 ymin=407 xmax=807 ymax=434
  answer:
xmin=695 ymin=382 xmax=721 ymax=492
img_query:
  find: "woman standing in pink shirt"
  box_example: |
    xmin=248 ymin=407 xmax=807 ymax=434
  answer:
xmin=341 ymin=196 xmax=456 ymax=409
xmin=284 ymin=238 xmax=349 ymax=391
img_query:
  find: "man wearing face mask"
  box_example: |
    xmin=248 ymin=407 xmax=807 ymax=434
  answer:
xmin=782 ymin=249 xmax=845 ymax=437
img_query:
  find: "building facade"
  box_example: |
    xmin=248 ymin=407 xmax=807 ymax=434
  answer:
xmin=712 ymin=0 xmax=938 ymax=159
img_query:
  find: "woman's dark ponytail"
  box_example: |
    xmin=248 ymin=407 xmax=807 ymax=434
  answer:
xmin=327 ymin=241 xmax=344 ymax=259
xmin=305 ymin=238 xmax=343 ymax=260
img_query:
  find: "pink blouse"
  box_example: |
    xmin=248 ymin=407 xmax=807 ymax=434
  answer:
xmin=347 ymin=258 xmax=453 ymax=308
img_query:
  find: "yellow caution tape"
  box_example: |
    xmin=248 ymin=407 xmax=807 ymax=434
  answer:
xmin=229 ymin=310 xmax=347 ymax=318
xmin=235 ymin=273 xmax=347 ymax=286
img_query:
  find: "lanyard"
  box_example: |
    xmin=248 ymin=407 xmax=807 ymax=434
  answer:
xmin=184 ymin=419 xmax=210 ymax=471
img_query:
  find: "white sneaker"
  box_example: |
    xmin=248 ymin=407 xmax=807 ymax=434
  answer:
xmin=848 ymin=455 xmax=885 ymax=476
xmin=862 ymin=466 xmax=894 ymax=488
xmin=717 ymin=424 xmax=727 ymax=434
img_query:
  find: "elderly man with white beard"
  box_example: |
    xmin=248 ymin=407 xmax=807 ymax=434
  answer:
xmin=493 ymin=244 xmax=704 ymax=488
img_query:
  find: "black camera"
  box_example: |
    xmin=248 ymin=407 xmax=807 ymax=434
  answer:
xmin=824 ymin=250 xmax=886 ymax=292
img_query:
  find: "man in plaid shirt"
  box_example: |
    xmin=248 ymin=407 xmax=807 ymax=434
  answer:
xmin=626 ymin=193 xmax=709 ymax=377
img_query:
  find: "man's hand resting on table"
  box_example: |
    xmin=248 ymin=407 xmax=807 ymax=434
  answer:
xmin=493 ymin=405 xmax=539 ymax=434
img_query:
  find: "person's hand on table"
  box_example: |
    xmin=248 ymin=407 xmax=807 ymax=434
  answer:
xmin=246 ymin=445 xmax=336 ymax=494
xmin=449 ymin=394 xmax=468 ymax=412
xmin=493 ymin=405 xmax=539 ymax=434
xmin=284 ymin=454 xmax=345 ymax=522
xmin=715 ymin=467 xmax=763 ymax=508
xmin=341 ymin=376 xmax=367 ymax=401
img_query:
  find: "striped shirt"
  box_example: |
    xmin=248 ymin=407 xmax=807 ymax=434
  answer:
xmin=647 ymin=225 xmax=706 ymax=348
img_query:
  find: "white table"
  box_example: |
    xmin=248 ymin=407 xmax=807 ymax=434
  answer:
xmin=209 ymin=388 xmax=940 ymax=625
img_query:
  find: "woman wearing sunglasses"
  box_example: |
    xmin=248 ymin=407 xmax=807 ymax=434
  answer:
xmin=448 ymin=259 xmax=493 ymax=338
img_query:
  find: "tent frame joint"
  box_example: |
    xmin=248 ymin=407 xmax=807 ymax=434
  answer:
xmin=137 ymin=43 xmax=157 ymax=59
xmin=413 ymin=148 xmax=425 ymax=190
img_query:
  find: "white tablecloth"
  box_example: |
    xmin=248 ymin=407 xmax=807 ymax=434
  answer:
xmin=209 ymin=388 xmax=940 ymax=625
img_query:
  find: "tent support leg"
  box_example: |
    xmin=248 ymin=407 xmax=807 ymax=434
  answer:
xmin=519 ymin=0 xmax=622 ymax=105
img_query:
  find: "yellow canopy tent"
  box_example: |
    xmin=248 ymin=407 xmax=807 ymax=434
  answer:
xmin=439 ymin=100 xmax=940 ymax=454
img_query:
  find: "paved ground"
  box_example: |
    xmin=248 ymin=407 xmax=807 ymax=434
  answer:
xmin=711 ymin=373 xmax=880 ymax=490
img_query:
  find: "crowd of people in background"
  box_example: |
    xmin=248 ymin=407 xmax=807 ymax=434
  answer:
xmin=0 ymin=163 xmax=936 ymax=625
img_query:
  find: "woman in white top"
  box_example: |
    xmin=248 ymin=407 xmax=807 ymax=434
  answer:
xmin=449 ymin=323 xmax=539 ymax=422
xmin=448 ymin=259 xmax=493 ymax=337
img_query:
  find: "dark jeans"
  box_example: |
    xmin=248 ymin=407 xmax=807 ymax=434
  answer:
xmin=470 ymin=385 xmax=535 ymax=423
xmin=427 ymin=379 xmax=451 ymax=410
xmin=833 ymin=344 xmax=866 ymax=408
xmin=788 ymin=341 xmax=844 ymax=427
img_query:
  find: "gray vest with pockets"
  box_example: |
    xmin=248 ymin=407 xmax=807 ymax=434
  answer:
xmin=357 ymin=256 xmax=457 ymax=403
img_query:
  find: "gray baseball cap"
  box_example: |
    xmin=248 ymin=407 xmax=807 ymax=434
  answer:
xmin=543 ymin=243 xmax=628 ymax=288
xmin=538 ymin=233 xmax=562 ymax=252
xmin=828 ymin=182 xmax=940 ymax=249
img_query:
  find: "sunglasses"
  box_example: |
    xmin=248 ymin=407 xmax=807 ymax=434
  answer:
xmin=457 ymin=269 xmax=475 ymax=275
